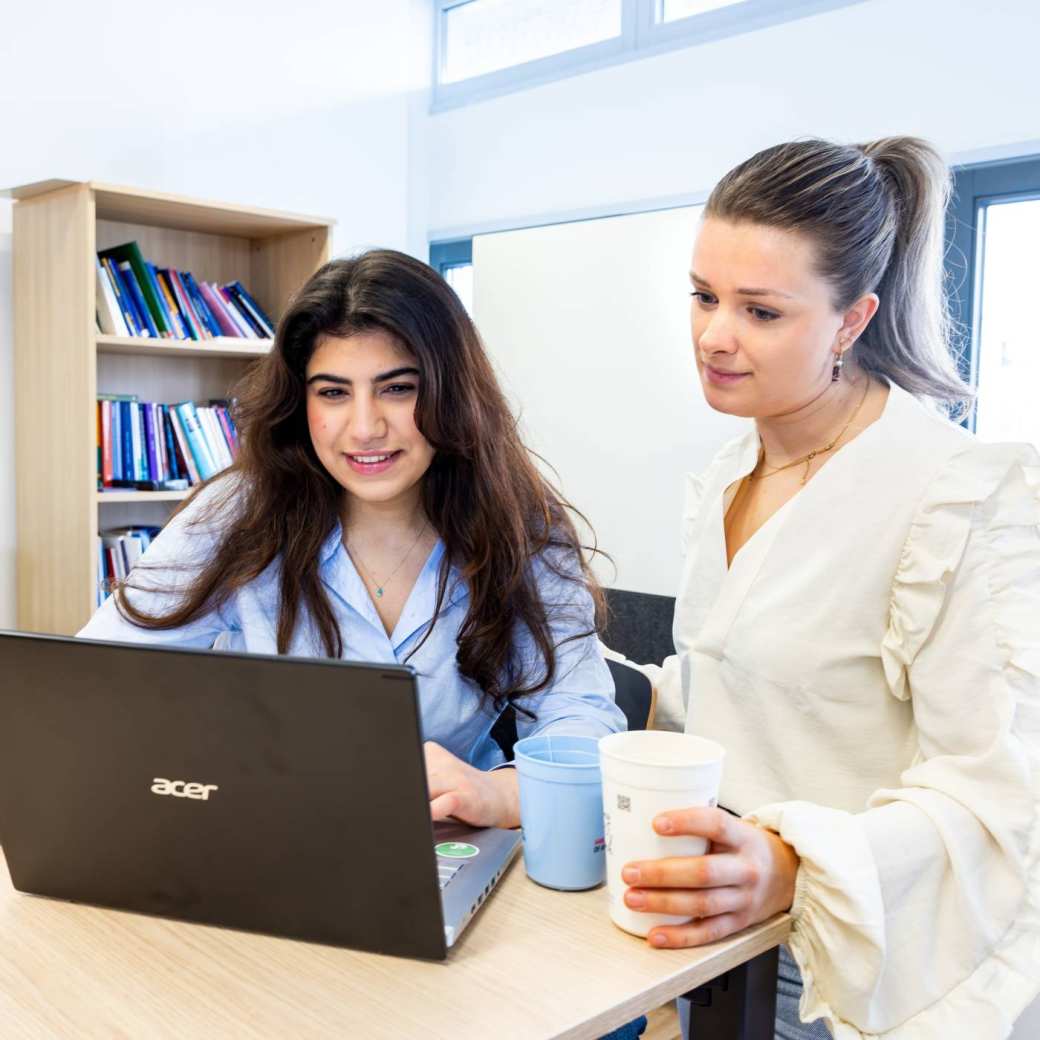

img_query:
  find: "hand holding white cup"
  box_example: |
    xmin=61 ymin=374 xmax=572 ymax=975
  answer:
xmin=598 ymin=731 xmax=725 ymax=937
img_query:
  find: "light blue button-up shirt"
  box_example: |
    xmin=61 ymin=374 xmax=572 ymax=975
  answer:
xmin=80 ymin=485 xmax=624 ymax=768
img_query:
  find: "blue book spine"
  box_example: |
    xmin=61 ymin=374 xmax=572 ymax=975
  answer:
xmin=182 ymin=271 xmax=221 ymax=337
xmin=145 ymin=263 xmax=175 ymax=337
xmin=174 ymin=401 xmax=219 ymax=480
xmin=118 ymin=262 xmax=159 ymax=338
xmin=111 ymin=261 xmax=148 ymax=337
xmin=128 ymin=402 xmax=144 ymax=480
xmin=161 ymin=407 xmax=181 ymax=480
xmin=119 ymin=401 xmax=133 ymax=479
xmin=111 ymin=402 xmax=123 ymax=481
xmin=98 ymin=536 xmax=108 ymax=604
xmin=229 ymin=281 xmax=275 ymax=337
xmin=103 ymin=257 xmax=140 ymax=335
xmin=156 ymin=270 xmax=188 ymax=340
xmin=142 ymin=403 xmax=159 ymax=480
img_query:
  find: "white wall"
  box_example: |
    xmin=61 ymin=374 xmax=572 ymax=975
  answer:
xmin=474 ymin=207 xmax=743 ymax=596
xmin=422 ymin=0 xmax=1040 ymax=238
xmin=0 ymin=0 xmax=433 ymax=628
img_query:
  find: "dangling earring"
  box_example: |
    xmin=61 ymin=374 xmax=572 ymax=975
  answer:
xmin=832 ymin=343 xmax=846 ymax=383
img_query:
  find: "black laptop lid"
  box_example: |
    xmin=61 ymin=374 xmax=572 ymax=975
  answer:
xmin=0 ymin=631 xmax=448 ymax=960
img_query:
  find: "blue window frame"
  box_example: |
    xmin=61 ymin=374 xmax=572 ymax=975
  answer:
xmin=430 ymin=239 xmax=473 ymax=273
xmin=946 ymin=154 xmax=1040 ymax=437
xmin=432 ymin=0 xmax=865 ymax=112
xmin=430 ymin=238 xmax=475 ymax=314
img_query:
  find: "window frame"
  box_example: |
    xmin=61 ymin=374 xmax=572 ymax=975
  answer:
xmin=945 ymin=154 xmax=1040 ymax=428
xmin=429 ymin=238 xmax=473 ymax=275
xmin=432 ymin=0 xmax=865 ymax=112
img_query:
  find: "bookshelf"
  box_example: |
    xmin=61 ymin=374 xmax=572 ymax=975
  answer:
xmin=9 ymin=180 xmax=334 ymax=636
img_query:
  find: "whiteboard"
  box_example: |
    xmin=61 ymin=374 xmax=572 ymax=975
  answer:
xmin=473 ymin=206 xmax=745 ymax=596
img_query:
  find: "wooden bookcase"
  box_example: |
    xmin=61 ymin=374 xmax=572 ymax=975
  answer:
xmin=9 ymin=179 xmax=334 ymax=635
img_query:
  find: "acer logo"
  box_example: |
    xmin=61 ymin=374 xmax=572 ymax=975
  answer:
xmin=151 ymin=778 xmax=219 ymax=801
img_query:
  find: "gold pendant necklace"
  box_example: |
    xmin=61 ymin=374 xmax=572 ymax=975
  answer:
xmin=348 ymin=520 xmax=429 ymax=600
xmin=754 ymin=378 xmax=871 ymax=486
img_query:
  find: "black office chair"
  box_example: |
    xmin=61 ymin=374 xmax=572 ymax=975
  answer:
xmin=490 ymin=657 xmax=656 ymax=761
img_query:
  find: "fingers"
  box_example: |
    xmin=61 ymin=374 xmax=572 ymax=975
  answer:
xmin=429 ymin=792 xmax=460 ymax=821
xmin=621 ymin=853 xmax=756 ymax=890
xmin=624 ymin=885 xmax=746 ymax=919
xmin=647 ymin=912 xmax=748 ymax=949
xmin=653 ymin=806 xmax=740 ymax=847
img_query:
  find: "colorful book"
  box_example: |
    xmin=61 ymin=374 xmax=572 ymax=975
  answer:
xmin=171 ymin=404 xmax=215 ymax=480
xmin=98 ymin=242 xmax=171 ymax=337
xmin=116 ymin=261 xmax=157 ymax=338
xmin=216 ymin=284 xmax=256 ymax=338
xmin=111 ymin=400 xmax=123 ymax=482
xmin=152 ymin=404 xmax=169 ymax=480
xmin=167 ymin=408 xmax=199 ymax=483
xmin=228 ymin=281 xmax=275 ymax=337
xmin=182 ymin=272 xmax=222 ymax=338
xmin=200 ymin=407 xmax=233 ymax=470
xmin=150 ymin=266 xmax=187 ymax=339
xmin=155 ymin=269 xmax=189 ymax=340
xmin=119 ymin=400 xmax=133 ymax=479
xmin=198 ymin=281 xmax=239 ymax=337
xmin=144 ymin=262 xmax=175 ymax=338
xmin=214 ymin=406 xmax=238 ymax=455
xmin=99 ymin=400 xmax=113 ymax=486
xmin=162 ymin=407 xmax=184 ymax=481
xmin=95 ymin=259 xmax=129 ymax=336
xmin=170 ymin=270 xmax=205 ymax=340
xmin=142 ymin=404 xmax=159 ymax=481
xmin=102 ymin=257 xmax=143 ymax=336
xmin=223 ymin=284 xmax=266 ymax=338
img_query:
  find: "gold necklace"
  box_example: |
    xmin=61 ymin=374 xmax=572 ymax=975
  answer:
xmin=753 ymin=378 xmax=871 ymax=486
xmin=347 ymin=520 xmax=430 ymax=600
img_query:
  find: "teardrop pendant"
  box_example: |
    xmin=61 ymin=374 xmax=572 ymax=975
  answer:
xmin=375 ymin=587 xmax=384 ymax=599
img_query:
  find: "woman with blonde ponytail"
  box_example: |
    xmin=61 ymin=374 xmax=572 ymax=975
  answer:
xmin=611 ymin=138 xmax=1040 ymax=1038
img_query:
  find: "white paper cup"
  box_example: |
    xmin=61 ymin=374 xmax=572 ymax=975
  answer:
xmin=598 ymin=731 xmax=725 ymax=937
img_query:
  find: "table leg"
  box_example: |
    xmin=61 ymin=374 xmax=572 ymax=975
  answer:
xmin=678 ymin=946 xmax=779 ymax=1040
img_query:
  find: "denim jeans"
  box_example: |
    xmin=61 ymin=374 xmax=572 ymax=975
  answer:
xmin=598 ymin=1015 xmax=647 ymax=1040
xmin=773 ymin=946 xmax=831 ymax=1040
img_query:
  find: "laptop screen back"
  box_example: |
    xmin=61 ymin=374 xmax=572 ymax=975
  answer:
xmin=0 ymin=632 xmax=449 ymax=959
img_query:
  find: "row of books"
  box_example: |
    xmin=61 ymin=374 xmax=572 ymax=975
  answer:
xmin=95 ymin=240 xmax=276 ymax=342
xmin=97 ymin=526 xmax=161 ymax=604
xmin=97 ymin=395 xmax=239 ymax=490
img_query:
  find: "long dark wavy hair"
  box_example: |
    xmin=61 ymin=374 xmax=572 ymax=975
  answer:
xmin=116 ymin=249 xmax=605 ymax=716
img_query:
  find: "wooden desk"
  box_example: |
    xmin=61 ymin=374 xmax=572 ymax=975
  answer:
xmin=0 ymin=847 xmax=790 ymax=1039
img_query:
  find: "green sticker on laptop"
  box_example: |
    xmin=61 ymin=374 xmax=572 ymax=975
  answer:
xmin=436 ymin=841 xmax=479 ymax=859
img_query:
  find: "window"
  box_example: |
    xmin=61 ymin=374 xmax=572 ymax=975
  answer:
xmin=946 ymin=155 xmax=1040 ymax=448
xmin=430 ymin=239 xmax=474 ymax=315
xmin=658 ymin=0 xmax=745 ymax=22
xmin=442 ymin=0 xmax=622 ymax=84
xmin=433 ymin=0 xmax=864 ymax=110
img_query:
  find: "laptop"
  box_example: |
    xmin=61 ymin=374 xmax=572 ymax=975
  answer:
xmin=0 ymin=631 xmax=521 ymax=960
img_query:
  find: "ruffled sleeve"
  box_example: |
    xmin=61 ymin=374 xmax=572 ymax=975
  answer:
xmin=749 ymin=442 xmax=1040 ymax=1038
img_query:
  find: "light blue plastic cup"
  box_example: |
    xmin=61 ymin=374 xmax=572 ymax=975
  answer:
xmin=514 ymin=734 xmax=606 ymax=891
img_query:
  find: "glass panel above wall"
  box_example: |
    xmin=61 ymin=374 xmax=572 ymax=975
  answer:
xmin=658 ymin=0 xmax=741 ymax=21
xmin=973 ymin=196 xmax=1040 ymax=449
xmin=442 ymin=0 xmax=623 ymax=84
xmin=444 ymin=263 xmax=474 ymax=315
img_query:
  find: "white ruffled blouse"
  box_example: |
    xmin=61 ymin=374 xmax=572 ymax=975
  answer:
xmin=644 ymin=383 xmax=1040 ymax=1038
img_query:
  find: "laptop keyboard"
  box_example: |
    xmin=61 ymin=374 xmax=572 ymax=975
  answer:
xmin=437 ymin=862 xmax=464 ymax=890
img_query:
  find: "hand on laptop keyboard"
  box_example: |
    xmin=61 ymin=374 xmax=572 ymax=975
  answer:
xmin=425 ymin=740 xmax=520 ymax=830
